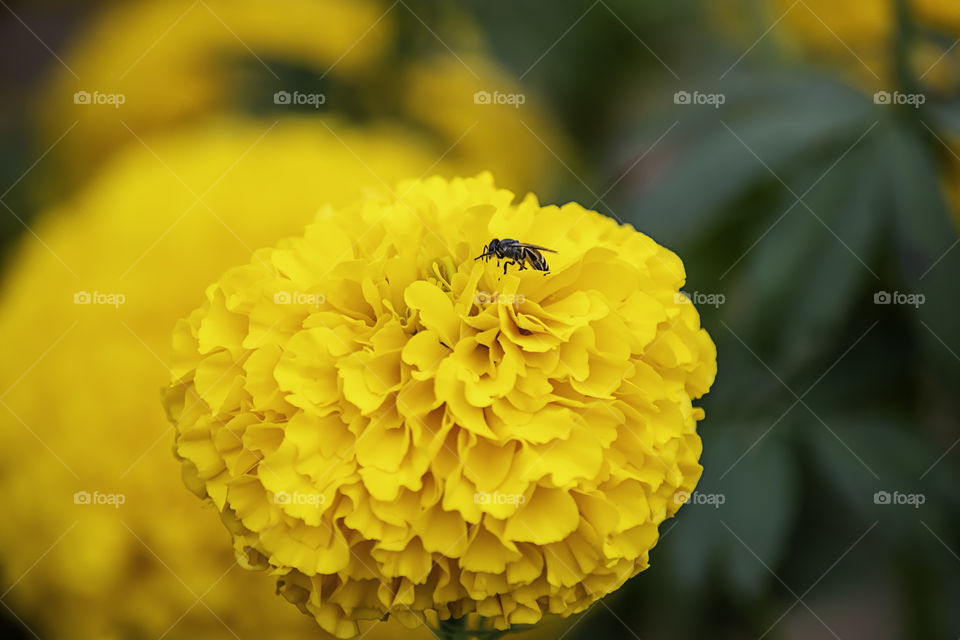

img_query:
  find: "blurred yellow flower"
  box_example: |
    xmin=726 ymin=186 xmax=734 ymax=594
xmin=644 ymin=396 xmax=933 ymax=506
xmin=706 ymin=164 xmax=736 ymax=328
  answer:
xmin=914 ymin=0 xmax=960 ymax=33
xmin=773 ymin=0 xmax=890 ymax=63
xmin=40 ymin=0 xmax=391 ymax=177
xmin=401 ymin=54 xmax=568 ymax=195
xmin=719 ymin=0 xmax=960 ymax=89
xmin=941 ymin=140 xmax=960 ymax=225
xmin=40 ymin=0 xmax=567 ymax=199
xmin=164 ymin=173 xmax=717 ymax=638
xmin=0 ymin=116 xmax=455 ymax=640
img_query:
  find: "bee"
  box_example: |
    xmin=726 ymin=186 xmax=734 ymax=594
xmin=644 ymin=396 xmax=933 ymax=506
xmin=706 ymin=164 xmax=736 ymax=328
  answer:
xmin=475 ymin=238 xmax=557 ymax=274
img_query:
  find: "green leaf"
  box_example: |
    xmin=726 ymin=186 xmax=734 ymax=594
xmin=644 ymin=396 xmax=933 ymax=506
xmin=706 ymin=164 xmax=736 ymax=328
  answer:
xmin=621 ymin=72 xmax=875 ymax=247
xmin=658 ymin=425 xmax=797 ymax=600
xmin=801 ymin=413 xmax=959 ymax=540
xmin=883 ymin=124 xmax=960 ymax=388
xmin=737 ymin=140 xmax=885 ymax=371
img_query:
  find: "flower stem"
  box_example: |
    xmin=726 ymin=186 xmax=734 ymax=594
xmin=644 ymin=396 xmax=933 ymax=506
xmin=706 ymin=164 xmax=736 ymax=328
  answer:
xmin=431 ymin=616 xmax=535 ymax=640
xmin=435 ymin=616 xmax=469 ymax=640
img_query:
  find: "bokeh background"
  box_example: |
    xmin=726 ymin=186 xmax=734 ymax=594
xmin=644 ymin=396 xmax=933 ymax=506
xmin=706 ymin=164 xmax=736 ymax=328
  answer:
xmin=1 ymin=1 xmax=959 ymax=639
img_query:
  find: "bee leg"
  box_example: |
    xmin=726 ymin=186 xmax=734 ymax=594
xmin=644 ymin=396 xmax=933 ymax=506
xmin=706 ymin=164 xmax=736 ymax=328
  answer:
xmin=502 ymin=260 xmax=514 ymax=274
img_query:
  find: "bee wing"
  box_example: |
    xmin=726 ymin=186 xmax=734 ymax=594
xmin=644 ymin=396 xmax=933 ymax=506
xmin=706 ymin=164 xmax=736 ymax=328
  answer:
xmin=518 ymin=243 xmax=557 ymax=253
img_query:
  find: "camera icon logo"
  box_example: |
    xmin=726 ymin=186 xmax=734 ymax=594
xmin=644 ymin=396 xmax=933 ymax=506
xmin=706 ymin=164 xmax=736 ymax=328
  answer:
xmin=674 ymin=490 xmax=691 ymax=505
xmin=674 ymin=91 xmax=691 ymax=105
xmin=873 ymin=91 xmax=891 ymax=105
xmin=73 ymin=91 xmax=91 ymax=104
xmin=274 ymin=90 xmax=292 ymax=105
xmin=73 ymin=490 xmax=91 ymax=504
xmin=474 ymin=491 xmax=491 ymax=505
xmin=874 ymin=291 xmax=891 ymax=304
xmin=274 ymin=491 xmax=291 ymax=505
xmin=74 ymin=291 xmax=92 ymax=304
xmin=473 ymin=90 xmax=491 ymax=105
xmin=873 ymin=490 xmax=891 ymax=505
xmin=274 ymin=291 xmax=292 ymax=304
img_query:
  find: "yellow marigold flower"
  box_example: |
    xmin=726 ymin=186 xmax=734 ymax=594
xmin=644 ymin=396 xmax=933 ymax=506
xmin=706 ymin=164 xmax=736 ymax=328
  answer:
xmin=0 ymin=116 xmax=455 ymax=640
xmin=164 ymin=173 xmax=717 ymax=638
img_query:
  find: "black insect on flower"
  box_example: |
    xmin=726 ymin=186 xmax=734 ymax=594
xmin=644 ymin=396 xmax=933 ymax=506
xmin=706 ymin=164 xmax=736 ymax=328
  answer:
xmin=474 ymin=238 xmax=557 ymax=274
